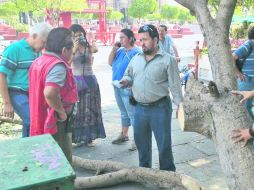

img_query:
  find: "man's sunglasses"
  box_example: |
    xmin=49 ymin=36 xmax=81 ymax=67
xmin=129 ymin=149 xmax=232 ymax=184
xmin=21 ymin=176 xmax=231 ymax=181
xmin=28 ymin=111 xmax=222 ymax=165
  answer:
xmin=139 ymin=25 xmax=154 ymax=33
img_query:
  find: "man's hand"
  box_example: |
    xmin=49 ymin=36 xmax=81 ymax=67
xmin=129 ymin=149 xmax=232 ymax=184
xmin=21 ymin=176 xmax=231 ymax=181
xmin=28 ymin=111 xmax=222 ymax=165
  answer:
xmin=232 ymin=128 xmax=252 ymax=147
xmin=119 ymin=79 xmax=129 ymax=87
xmin=231 ymin=90 xmax=254 ymax=104
xmin=2 ymin=102 xmax=14 ymax=119
xmin=57 ymin=111 xmax=67 ymax=122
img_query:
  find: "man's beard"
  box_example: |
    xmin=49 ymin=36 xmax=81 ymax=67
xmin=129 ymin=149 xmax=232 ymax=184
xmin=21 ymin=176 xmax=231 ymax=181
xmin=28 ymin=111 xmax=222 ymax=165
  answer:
xmin=143 ymin=46 xmax=155 ymax=55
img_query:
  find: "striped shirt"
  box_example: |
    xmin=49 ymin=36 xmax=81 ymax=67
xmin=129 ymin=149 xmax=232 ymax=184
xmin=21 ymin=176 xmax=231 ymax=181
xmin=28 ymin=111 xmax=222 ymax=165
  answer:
xmin=234 ymin=40 xmax=254 ymax=77
xmin=0 ymin=39 xmax=40 ymax=91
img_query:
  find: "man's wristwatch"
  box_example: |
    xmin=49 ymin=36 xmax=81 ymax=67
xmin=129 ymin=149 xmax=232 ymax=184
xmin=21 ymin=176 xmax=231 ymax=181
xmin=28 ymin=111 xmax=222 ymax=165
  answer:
xmin=249 ymin=126 xmax=254 ymax=138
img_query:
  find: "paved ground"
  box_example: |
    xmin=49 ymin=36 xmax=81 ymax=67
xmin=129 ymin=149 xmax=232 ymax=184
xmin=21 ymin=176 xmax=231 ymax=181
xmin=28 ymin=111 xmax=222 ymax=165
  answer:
xmin=73 ymin=34 xmax=228 ymax=190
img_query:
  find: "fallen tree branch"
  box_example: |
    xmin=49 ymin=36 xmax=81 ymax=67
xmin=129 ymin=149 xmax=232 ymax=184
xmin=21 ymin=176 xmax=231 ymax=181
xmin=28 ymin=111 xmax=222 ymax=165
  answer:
xmin=0 ymin=116 xmax=22 ymax=125
xmin=73 ymin=155 xmax=128 ymax=172
xmin=75 ymin=169 xmax=129 ymax=189
xmin=73 ymin=156 xmax=203 ymax=190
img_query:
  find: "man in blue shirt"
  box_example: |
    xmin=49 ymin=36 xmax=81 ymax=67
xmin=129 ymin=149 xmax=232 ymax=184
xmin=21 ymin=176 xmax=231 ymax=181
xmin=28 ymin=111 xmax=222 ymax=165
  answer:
xmin=158 ymin=25 xmax=180 ymax=63
xmin=232 ymin=26 xmax=254 ymax=120
xmin=0 ymin=23 xmax=52 ymax=137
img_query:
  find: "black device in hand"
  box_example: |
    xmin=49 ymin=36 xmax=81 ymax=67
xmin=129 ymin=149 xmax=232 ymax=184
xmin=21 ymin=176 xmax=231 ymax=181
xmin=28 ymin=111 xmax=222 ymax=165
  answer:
xmin=115 ymin=42 xmax=121 ymax=48
xmin=78 ymin=36 xmax=87 ymax=47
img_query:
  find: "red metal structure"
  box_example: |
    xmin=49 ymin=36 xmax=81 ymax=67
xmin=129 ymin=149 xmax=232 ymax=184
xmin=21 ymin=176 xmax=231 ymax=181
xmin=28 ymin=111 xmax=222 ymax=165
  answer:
xmin=47 ymin=0 xmax=114 ymax=45
xmin=188 ymin=41 xmax=200 ymax=80
xmin=47 ymin=0 xmax=107 ymax=31
xmin=86 ymin=0 xmax=107 ymax=32
xmin=62 ymin=0 xmax=107 ymax=31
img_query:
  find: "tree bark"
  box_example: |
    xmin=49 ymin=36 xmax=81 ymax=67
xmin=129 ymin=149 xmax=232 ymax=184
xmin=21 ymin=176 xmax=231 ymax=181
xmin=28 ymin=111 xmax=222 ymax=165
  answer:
xmin=73 ymin=156 xmax=203 ymax=190
xmin=0 ymin=116 xmax=22 ymax=125
xmin=175 ymin=0 xmax=254 ymax=189
xmin=179 ymin=77 xmax=254 ymax=190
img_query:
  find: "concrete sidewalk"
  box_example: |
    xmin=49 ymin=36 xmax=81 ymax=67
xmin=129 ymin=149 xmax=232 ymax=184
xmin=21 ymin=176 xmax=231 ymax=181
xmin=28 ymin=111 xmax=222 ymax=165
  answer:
xmin=73 ymin=40 xmax=228 ymax=190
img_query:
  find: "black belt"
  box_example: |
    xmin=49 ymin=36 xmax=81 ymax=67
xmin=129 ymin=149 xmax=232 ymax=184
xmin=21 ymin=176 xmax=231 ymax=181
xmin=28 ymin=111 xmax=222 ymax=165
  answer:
xmin=8 ymin=88 xmax=28 ymax=95
xmin=138 ymin=96 xmax=168 ymax=106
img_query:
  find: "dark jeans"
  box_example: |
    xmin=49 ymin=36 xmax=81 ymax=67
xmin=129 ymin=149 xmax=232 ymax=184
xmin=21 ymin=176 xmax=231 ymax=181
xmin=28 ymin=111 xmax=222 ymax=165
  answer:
xmin=9 ymin=89 xmax=30 ymax=137
xmin=133 ymin=97 xmax=175 ymax=171
xmin=53 ymin=121 xmax=72 ymax=164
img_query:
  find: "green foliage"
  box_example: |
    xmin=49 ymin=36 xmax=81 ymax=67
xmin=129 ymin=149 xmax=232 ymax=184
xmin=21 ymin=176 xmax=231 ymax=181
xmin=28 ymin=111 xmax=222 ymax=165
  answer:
xmin=160 ymin=5 xmax=195 ymax=23
xmin=0 ymin=2 xmax=19 ymax=17
xmin=54 ymin=0 xmax=88 ymax=12
xmin=161 ymin=5 xmax=179 ymax=21
xmin=107 ymin=8 xmax=124 ymax=21
xmin=72 ymin=13 xmax=94 ymax=20
xmin=145 ymin=13 xmax=162 ymax=21
xmin=237 ymin=0 xmax=254 ymax=9
xmin=230 ymin=23 xmax=248 ymax=39
xmin=233 ymin=6 xmax=243 ymax=16
xmin=199 ymin=47 xmax=208 ymax=57
xmin=248 ymin=22 xmax=254 ymax=31
xmin=209 ymin=0 xmax=254 ymax=13
xmin=178 ymin=8 xmax=195 ymax=24
xmin=15 ymin=23 xmax=29 ymax=32
xmin=128 ymin=0 xmax=157 ymax=19
xmin=0 ymin=123 xmax=16 ymax=136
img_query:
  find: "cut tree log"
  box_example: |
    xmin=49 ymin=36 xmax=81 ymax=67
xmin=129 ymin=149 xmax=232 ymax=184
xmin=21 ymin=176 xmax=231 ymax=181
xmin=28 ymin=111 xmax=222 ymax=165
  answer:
xmin=72 ymin=156 xmax=203 ymax=190
xmin=0 ymin=116 xmax=22 ymax=125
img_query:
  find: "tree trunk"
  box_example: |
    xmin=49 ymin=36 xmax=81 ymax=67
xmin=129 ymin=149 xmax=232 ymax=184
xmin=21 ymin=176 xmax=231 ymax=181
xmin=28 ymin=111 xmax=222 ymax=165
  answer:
xmin=175 ymin=0 xmax=254 ymax=189
xmin=179 ymin=76 xmax=254 ymax=190
xmin=72 ymin=156 xmax=203 ymax=190
xmin=0 ymin=116 xmax=22 ymax=125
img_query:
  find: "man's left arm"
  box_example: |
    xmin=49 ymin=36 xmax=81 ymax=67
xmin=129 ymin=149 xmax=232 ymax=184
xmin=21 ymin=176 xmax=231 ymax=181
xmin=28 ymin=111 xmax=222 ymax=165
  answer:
xmin=173 ymin=45 xmax=180 ymax=62
xmin=45 ymin=63 xmax=67 ymax=121
xmin=168 ymin=35 xmax=180 ymax=62
xmin=167 ymin=55 xmax=183 ymax=106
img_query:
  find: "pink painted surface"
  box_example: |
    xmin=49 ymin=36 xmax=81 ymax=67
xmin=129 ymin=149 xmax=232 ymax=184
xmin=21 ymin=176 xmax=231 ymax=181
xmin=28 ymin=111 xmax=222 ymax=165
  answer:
xmin=17 ymin=32 xmax=29 ymax=40
xmin=3 ymin=35 xmax=17 ymax=40
xmin=32 ymin=144 xmax=62 ymax=170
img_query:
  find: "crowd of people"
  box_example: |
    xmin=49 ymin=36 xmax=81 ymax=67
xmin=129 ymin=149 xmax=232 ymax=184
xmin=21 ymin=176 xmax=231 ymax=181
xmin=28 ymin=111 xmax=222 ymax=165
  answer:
xmin=2 ymin=21 xmax=254 ymax=171
xmin=0 ymin=22 xmax=182 ymax=170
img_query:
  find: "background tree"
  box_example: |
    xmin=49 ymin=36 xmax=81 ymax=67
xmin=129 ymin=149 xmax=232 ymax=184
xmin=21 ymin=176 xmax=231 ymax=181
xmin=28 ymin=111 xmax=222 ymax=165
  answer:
xmin=0 ymin=0 xmax=87 ymax=27
xmin=128 ymin=0 xmax=157 ymax=21
xmin=160 ymin=5 xmax=179 ymax=21
xmin=107 ymin=8 xmax=124 ymax=22
xmin=175 ymin=0 xmax=254 ymax=189
xmin=177 ymin=8 xmax=195 ymax=24
xmin=145 ymin=13 xmax=162 ymax=22
xmin=160 ymin=5 xmax=195 ymax=24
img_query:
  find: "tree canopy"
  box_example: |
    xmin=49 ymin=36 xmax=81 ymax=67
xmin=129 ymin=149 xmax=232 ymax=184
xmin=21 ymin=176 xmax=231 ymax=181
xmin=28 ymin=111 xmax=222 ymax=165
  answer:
xmin=208 ymin=0 xmax=254 ymax=12
xmin=107 ymin=8 xmax=124 ymax=21
xmin=160 ymin=5 xmax=195 ymax=23
xmin=128 ymin=0 xmax=157 ymax=19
